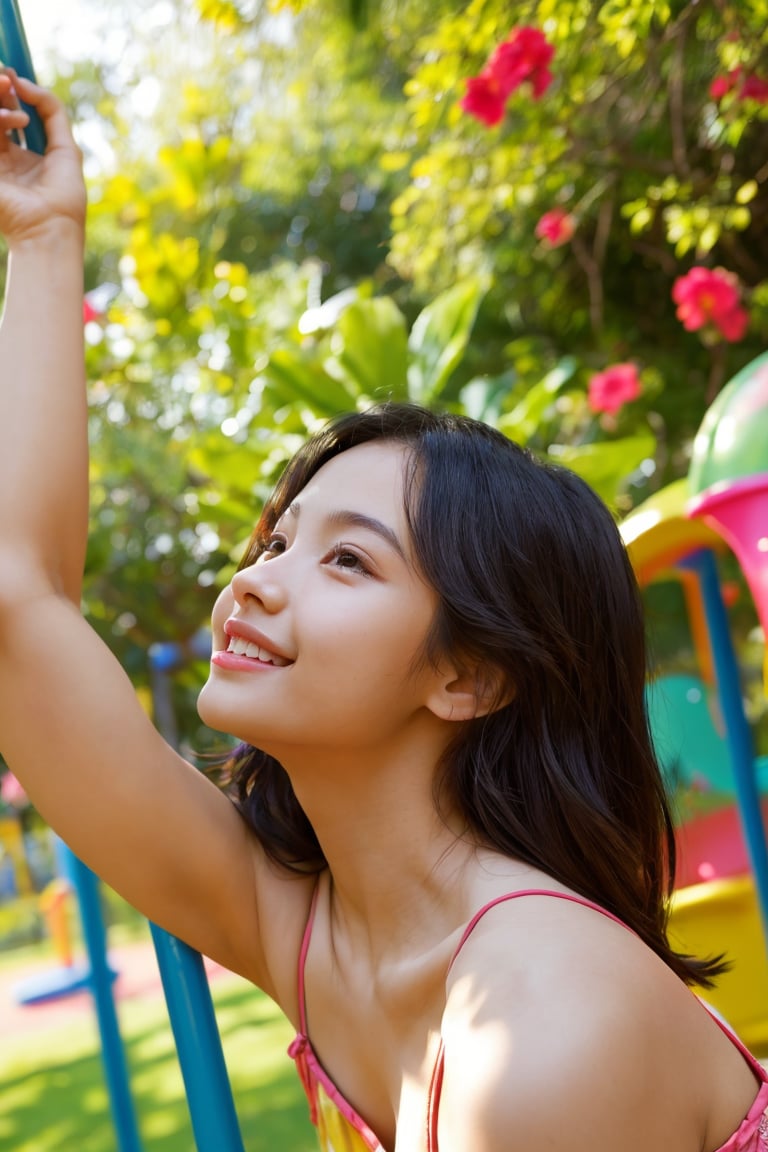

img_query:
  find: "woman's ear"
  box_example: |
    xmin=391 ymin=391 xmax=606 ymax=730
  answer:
xmin=425 ymin=663 xmax=515 ymax=723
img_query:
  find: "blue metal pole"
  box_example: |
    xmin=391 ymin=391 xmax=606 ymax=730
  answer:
xmin=63 ymin=848 xmax=144 ymax=1152
xmin=681 ymin=548 xmax=768 ymax=947
xmin=0 ymin=0 xmax=47 ymax=152
xmin=149 ymin=924 xmax=246 ymax=1152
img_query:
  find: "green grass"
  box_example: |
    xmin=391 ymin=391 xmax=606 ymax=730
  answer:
xmin=0 ymin=945 xmax=317 ymax=1152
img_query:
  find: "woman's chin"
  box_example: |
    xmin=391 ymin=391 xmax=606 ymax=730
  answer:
xmin=196 ymin=681 xmax=229 ymax=733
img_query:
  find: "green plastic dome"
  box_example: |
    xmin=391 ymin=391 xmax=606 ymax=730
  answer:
xmin=689 ymin=350 xmax=768 ymax=495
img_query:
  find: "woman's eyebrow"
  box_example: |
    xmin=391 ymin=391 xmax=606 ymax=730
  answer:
xmin=326 ymin=509 xmax=406 ymax=559
xmin=282 ymin=501 xmax=406 ymax=559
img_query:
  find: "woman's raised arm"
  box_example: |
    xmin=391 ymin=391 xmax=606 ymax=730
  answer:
xmin=0 ymin=76 xmax=311 ymax=1002
xmin=0 ymin=73 xmax=88 ymax=604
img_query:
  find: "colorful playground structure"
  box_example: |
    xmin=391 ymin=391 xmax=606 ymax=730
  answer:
xmin=622 ymin=349 xmax=768 ymax=1051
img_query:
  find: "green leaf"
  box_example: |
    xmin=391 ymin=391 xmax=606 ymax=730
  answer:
xmin=547 ymin=432 xmax=656 ymax=505
xmin=460 ymin=370 xmax=517 ymax=423
xmin=327 ymin=298 xmax=409 ymax=401
xmin=407 ymin=277 xmax=488 ymax=405
xmin=698 ymin=221 xmax=721 ymax=254
xmin=265 ymin=349 xmax=359 ymax=417
xmin=497 ymin=358 xmax=577 ymax=443
xmin=736 ymin=180 xmax=758 ymax=205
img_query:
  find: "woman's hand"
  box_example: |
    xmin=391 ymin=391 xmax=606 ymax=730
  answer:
xmin=0 ymin=71 xmax=86 ymax=247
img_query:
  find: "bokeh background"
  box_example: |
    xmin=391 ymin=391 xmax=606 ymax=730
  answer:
xmin=1 ymin=2 xmax=768 ymax=1147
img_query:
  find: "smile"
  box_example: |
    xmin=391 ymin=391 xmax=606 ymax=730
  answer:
xmin=225 ymin=637 xmax=291 ymax=667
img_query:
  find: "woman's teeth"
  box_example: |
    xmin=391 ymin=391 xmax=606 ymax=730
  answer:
xmin=226 ymin=637 xmax=289 ymax=666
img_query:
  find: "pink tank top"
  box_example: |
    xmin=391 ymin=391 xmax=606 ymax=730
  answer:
xmin=287 ymin=888 xmax=768 ymax=1152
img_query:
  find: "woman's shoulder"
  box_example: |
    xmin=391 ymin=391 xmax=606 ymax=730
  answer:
xmin=443 ymin=880 xmax=679 ymax=1020
xmin=435 ymin=884 xmax=761 ymax=1152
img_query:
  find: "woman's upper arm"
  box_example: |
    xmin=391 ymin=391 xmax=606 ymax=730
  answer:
xmin=0 ymin=589 xmax=312 ymax=1001
xmin=436 ymin=1011 xmax=673 ymax=1152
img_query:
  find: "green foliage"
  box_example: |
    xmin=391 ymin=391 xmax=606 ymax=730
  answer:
xmin=252 ymin=279 xmax=656 ymax=506
xmin=332 ymin=297 xmax=409 ymax=399
xmin=13 ymin=0 xmax=765 ymax=745
xmin=385 ymin=0 xmax=768 ymax=433
xmin=406 ymin=278 xmax=487 ymax=404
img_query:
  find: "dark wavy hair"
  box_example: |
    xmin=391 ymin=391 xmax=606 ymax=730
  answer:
xmin=225 ymin=402 xmax=724 ymax=987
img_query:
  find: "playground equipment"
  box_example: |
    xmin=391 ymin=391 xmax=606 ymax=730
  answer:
xmin=622 ymin=350 xmax=768 ymax=1051
xmin=670 ymin=876 xmax=768 ymax=1051
xmin=0 ymin=811 xmax=32 ymax=895
xmin=40 ymin=877 xmax=74 ymax=966
xmin=646 ymin=671 xmax=768 ymax=797
xmin=0 ymin=0 xmax=46 ymax=153
xmin=687 ymin=350 xmax=768 ymax=692
xmin=16 ymin=839 xmax=247 ymax=1152
xmin=675 ymin=802 xmax=768 ymax=889
xmin=11 ymin=836 xmax=119 ymax=1005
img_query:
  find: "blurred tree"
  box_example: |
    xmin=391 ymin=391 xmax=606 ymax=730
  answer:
xmin=379 ymin=0 xmax=768 ymax=465
xmin=5 ymin=0 xmax=765 ymax=744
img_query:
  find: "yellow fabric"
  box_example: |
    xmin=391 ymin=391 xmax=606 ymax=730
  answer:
xmin=314 ymin=1080 xmax=379 ymax=1152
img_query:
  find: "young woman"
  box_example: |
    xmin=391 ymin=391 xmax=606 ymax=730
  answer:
xmin=0 ymin=75 xmax=766 ymax=1152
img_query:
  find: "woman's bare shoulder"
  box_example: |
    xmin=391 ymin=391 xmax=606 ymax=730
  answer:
xmin=435 ymin=890 xmax=759 ymax=1152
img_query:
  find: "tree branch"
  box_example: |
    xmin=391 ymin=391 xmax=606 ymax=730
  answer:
xmin=668 ymin=21 xmax=692 ymax=178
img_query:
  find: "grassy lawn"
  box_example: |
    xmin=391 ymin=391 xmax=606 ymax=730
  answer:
xmin=0 ymin=933 xmax=317 ymax=1152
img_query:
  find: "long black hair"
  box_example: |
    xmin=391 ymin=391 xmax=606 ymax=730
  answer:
xmin=225 ymin=402 xmax=724 ymax=987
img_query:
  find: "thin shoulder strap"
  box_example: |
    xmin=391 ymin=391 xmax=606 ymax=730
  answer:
xmin=701 ymin=999 xmax=768 ymax=1080
xmin=446 ymin=888 xmax=632 ymax=974
xmin=297 ymin=882 xmax=321 ymax=1034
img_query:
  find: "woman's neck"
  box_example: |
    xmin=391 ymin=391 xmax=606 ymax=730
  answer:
xmin=274 ymin=730 xmax=479 ymax=959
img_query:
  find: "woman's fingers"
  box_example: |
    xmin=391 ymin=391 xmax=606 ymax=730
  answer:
xmin=0 ymin=74 xmax=30 ymax=153
xmin=3 ymin=73 xmax=76 ymax=155
xmin=0 ymin=72 xmax=29 ymax=119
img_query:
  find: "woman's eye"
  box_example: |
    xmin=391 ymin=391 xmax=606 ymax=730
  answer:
xmin=329 ymin=546 xmax=370 ymax=575
xmin=260 ymin=535 xmax=287 ymax=557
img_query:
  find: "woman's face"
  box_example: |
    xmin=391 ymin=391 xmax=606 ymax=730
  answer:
xmin=198 ymin=441 xmax=449 ymax=758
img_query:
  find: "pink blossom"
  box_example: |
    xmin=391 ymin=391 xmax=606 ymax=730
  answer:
xmin=588 ymin=363 xmax=642 ymax=415
xmin=488 ymin=27 xmax=554 ymax=100
xmin=460 ymin=72 xmax=508 ymax=127
xmin=740 ymin=74 xmax=768 ymax=104
xmin=672 ymin=267 xmax=749 ymax=343
xmin=709 ymin=67 xmax=768 ymax=105
xmin=0 ymin=772 xmax=28 ymax=808
xmin=461 ymin=26 xmax=555 ymax=125
xmin=535 ymin=208 xmax=575 ymax=247
xmin=83 ymin=297 xmax=101 ymax=324
xmin=709 ymin=69 xmax=740 ymax=101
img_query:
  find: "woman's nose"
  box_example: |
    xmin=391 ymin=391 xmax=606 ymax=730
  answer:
xmin=229 ymin=558 xmax=288 ymax=613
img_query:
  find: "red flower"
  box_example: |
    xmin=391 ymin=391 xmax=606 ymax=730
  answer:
xmin=588 ymin=363 xmax=641 ymax=415
xmin=740 ymin=74 xmax=768 ymax=104
xmin=709 ymin=69 xmax=740 ymax=101
xmin=672 ymin=267 xmax=749 ymax=343
xmin=461 ymin=25 xmax=555 ymax=125
xmin=488 ymin=27 xmax=554 ymax=100
xmin=83 ymin=297 xmax=101 ymax=324
xmin=709 ymin=67 xmax=768 ymax=105
xmin=535 ymin=208 xmax=575 ymax=247
xmin=460 ymin=72 xmax=508 ymax=127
